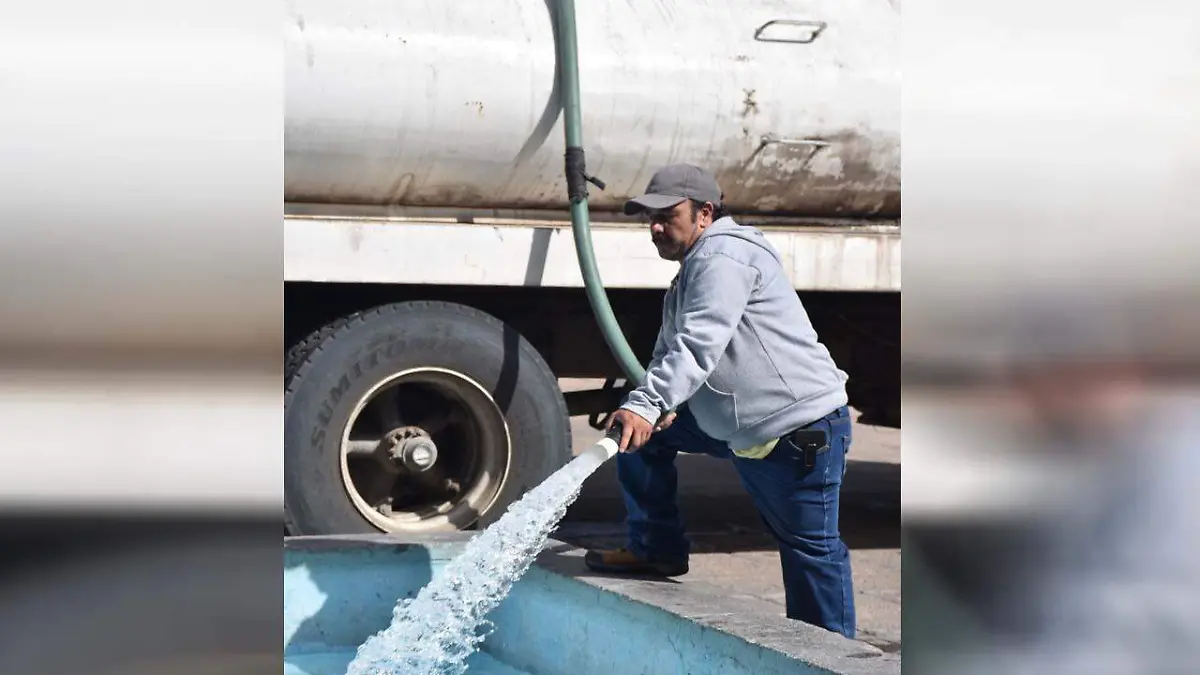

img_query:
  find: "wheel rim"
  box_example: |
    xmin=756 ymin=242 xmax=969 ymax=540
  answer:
xmin=339 ymin=367 xmax=512 ymax=532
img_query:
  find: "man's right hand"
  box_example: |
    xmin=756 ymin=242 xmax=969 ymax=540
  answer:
xmin=605 ymin=408 xmax=655 ymax=453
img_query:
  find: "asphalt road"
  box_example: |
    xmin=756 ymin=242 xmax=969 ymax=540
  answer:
xmin=554 ymin=380 xmax=902 ymax=653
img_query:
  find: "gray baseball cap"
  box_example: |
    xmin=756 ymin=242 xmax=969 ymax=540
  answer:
xmin=623 ymin=164 xmax=723 ymax=216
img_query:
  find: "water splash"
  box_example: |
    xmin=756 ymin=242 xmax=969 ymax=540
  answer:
xmin=345 ymin=440 xmax=617 ymax=675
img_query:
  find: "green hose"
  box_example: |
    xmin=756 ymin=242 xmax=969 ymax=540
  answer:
xmin=554 ymin=0 xmax=646 ymax=386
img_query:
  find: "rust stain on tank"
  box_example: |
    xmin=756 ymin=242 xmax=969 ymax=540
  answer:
xmin=741 ymin=89 xmax=759 ymax=118
xmin=714 ymin=129 xmax=900 ymax=219
xmin=384 ymin=172 xmax=417 ymax=206
xmin=286 ymin=130 xmax=898 ymax=220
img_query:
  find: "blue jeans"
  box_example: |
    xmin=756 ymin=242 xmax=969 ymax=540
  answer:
xmin=617 ymin=404 xmax=857 ymax=639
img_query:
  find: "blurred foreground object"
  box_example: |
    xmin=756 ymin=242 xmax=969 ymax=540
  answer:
xmin=0 ymin=0 xmax=281 ymax=673
xmin=903 ymin=0 xmax=1200 ymax=666
xmin=906 ymin=375 xmax=1200 ymax=674
xmin=0 ymin=519 xmax=280 ymax=675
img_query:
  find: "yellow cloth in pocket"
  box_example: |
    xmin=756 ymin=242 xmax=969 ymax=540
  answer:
xmin=733 ymin=436 xmax=779 ymax=460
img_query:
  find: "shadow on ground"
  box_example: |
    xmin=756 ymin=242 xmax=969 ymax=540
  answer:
xmin=559 ymin=459 xmax=900 ymax=553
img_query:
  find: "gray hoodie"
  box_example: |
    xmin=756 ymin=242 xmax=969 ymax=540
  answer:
xmin=620 ymin=216 xmax=849 ymax=451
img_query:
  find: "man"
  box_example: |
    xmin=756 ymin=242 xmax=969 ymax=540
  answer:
xmin=584 ymin=163 xmax=857 ymax=639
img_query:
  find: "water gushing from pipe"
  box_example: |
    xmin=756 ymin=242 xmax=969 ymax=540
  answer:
xmin=345 ymin=436 xmax=621 ymax=675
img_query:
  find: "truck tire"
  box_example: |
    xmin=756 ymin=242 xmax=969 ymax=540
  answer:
xmin=284 ymin=301 xmax=571 ymax=535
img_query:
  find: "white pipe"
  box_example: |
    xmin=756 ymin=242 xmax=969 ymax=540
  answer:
xmin=578 ymin=435 xmax=620 ymax=463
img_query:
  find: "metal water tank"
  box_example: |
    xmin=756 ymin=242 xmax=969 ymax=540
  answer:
xmin=284 ymin=0 xmax=900 ymax=218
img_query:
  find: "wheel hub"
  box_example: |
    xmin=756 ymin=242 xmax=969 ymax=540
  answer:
xmin=382 ymin=426 xmax=439 ymax=473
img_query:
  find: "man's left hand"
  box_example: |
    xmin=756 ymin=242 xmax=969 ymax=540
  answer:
xmin=606 ymin=408 xmax=655 ymax=453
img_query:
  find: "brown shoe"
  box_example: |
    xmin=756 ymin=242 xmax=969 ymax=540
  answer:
xmin=583 ymin=547 xmax=689 ymax=577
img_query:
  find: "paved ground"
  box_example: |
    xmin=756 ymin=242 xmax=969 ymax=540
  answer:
xmin=553 ymin=380 xmax=902 ymax=653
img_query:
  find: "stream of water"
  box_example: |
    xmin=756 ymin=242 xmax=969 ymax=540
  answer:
xmin=345 ymin=440 xmax=616 ymax=675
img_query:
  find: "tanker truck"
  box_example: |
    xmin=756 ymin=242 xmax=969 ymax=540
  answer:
xmin=282 ymin=0 xmax=900 ymax=536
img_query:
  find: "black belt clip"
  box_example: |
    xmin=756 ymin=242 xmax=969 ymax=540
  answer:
xmin=787 ymin=428 xmax=830 ymax=468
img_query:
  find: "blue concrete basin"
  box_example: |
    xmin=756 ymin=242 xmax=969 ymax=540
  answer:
xmin=284 ymin=534 xmax=898 ymax=675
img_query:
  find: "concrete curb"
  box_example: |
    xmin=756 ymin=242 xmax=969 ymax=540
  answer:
xmin=535 ymin=539 xmax=899 ymax=675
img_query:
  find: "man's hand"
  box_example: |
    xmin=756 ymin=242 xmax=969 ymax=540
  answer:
xmin=655 ymin=411 xmax=677 ymax=432
xmin=606 ymin=408 xmax=655 ymax=453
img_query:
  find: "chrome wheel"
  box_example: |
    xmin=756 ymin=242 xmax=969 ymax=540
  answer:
xmin=339 ymin=367 xmax=511 ymax=532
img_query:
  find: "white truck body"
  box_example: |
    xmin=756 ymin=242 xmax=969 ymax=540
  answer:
xmin=285 ymin=213 xmax=900 ymax=292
